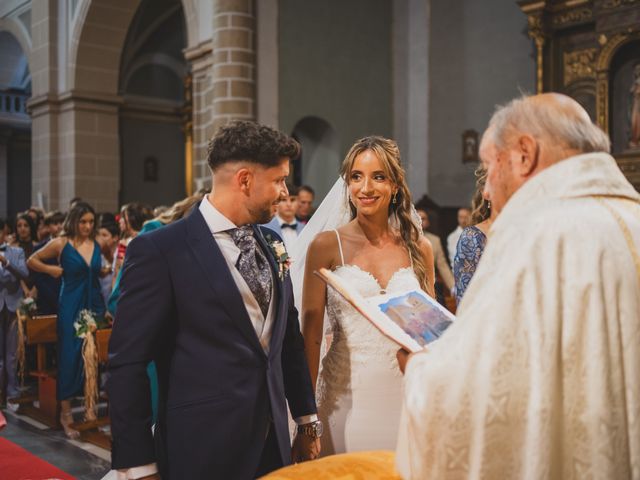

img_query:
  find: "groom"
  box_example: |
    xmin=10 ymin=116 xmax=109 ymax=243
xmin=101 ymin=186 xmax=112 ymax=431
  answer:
xmin=108 ymin=121 xmax=320 ymax=479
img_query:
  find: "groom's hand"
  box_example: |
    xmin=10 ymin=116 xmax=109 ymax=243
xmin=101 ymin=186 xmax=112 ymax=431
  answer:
xmin=291 ymin=432 xmax=321 ymax=463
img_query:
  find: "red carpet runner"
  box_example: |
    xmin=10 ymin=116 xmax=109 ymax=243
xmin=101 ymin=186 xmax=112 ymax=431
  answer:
xmin=0 ymin=436 xmax=75 ymax=480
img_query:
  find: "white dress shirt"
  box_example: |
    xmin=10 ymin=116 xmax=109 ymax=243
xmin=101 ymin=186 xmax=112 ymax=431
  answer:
xmin=447 ymin=225 xmax=463 ymax=267
xmin=275 ymin=214 xmax=299 ymax=252
xmin=118 ymin=197 xmax=314 ymax=480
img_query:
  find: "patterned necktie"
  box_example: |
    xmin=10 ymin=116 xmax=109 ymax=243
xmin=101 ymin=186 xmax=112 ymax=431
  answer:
xmin=229 ymin=226 xmax=273 ymax=318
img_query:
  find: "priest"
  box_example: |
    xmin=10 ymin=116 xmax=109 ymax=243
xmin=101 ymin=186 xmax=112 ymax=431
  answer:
xmin=396 ymin=93 xmax=640 ymax=479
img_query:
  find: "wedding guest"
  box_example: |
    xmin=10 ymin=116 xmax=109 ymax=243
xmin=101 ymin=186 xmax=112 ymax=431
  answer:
xmin=302 ymin=136 xmax=435 ymax=456
xmin=446 ymin=207 xmax=471 ymax=266
xmin=97 ymin=219 xmax=119 ymax=305
xmin=26 ymin=207 xmax=47 ymax=242
xmin=0 ymin=219 xmax=29 ymax=410
xmin=416 ymin=208 xmax=453 ymax=303
xmin=31 ymin=210 xmax=67 ymax=314
xmin=13 ymin=214 xmax=37 ymax=259
xmin=396 ymin=93 xmax=640 ymax=479
xmin=453 ymin=168 xmax=495 ymax=304
xmin=296 ymin=185 xmax=315 ymax=223
xmin=263 ymin=184 xmax=304 ymax=251
xmin=108 ymin=121 xmax=318 ymax=479
xmin=110 ymin=203 xmax=151 ymax=292
xmin=27 ymin=202 xmax=106 ymax=438
xmin=12 ymin=214 xmax=38 ymax=299
xmin=42 ymin=211 xmax=65 ymax=241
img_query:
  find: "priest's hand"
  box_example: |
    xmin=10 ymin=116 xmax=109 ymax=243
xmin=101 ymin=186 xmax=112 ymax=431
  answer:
xmin=291 ymin=432 xmax=321 ymax=462
xmin=397 ymin=348 xmax=412 ymax=374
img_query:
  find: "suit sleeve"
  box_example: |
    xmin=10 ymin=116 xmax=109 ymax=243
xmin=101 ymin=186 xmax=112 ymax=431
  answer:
xmin=107 ymin=233 xmax=172 ymax=469
xmin=281 ymin=276 xmax=317 ymax=418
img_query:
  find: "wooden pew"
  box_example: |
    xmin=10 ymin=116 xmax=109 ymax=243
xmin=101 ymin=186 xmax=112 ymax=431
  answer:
xmin=10 ymin=315 xmax=60 ymax=428
xmin=71 ymin=328 xmax=112 ymax=449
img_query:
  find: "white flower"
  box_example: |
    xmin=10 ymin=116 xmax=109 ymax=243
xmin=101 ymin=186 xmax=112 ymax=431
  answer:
xmin=273 ymin=241 xmax=286 ymax=257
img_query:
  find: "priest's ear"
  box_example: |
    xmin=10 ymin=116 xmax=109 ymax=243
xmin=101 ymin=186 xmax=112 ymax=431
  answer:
xmin=514 ymin=133 xmax=539 ymax=178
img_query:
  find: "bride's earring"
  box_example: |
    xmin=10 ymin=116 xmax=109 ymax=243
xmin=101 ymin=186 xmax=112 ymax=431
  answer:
xmin=392 ymin=192 xmax=397 ymax=204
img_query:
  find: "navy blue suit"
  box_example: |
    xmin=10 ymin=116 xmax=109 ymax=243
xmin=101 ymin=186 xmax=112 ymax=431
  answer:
xmin=107 ymin=207 xmax=316 ymax=479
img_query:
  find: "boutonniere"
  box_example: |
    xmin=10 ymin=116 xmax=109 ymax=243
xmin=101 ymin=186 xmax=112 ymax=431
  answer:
xmin=265 ymin=234 xmax=292 ymax=281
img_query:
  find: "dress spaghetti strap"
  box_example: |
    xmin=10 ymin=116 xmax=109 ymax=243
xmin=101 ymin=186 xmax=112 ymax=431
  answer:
xmin=333 ymin=229 xmax=345 ymax=266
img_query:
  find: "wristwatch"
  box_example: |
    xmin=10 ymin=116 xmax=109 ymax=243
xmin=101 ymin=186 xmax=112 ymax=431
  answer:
xmin=297 ymin=420 xmax=323 ymax=439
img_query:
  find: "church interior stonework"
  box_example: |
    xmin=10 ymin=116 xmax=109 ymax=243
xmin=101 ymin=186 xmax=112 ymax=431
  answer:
xmin=0 ymin=1 xmax=639 ymax=479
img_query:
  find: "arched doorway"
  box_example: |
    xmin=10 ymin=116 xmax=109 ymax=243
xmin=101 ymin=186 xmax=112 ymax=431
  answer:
xmin=291 ymin=116 xmax=340 ymax=201
xmin=0 ymin=30 xmax=31 ymax=219
xmin=118 ymin=0 xmax=188 ymax=207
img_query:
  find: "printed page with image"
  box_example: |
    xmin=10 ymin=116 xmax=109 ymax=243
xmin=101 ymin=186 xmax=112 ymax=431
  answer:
xmin=316 ymin=268 xmax=455 ymax=353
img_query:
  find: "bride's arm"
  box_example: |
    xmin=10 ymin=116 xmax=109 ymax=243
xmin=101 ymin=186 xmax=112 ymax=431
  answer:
xmin=417 ymin=236 xmax=436 ymax=298
xmin=301 ymin=231 xmax=336 ymax=393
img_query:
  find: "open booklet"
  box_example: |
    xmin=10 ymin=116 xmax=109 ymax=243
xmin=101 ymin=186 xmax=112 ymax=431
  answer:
xmin=316 ymin=268 xmax=456 ymax=353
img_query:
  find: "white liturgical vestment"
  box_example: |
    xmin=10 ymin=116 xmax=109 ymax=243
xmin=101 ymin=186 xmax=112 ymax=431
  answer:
xmin=397 ymin=152 xmax=640 ymax=479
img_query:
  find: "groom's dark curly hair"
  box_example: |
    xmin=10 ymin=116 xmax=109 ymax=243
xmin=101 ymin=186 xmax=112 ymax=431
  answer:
xmin=207 ymin=120 xmax=300 ymax=171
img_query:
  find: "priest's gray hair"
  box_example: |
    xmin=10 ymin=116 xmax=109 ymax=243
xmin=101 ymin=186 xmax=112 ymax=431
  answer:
xmin=487 ymin=93 xmax=611 ymax=154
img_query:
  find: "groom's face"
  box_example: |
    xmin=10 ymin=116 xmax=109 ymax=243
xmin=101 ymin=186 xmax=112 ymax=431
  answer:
xmin=246 ymin=158 xmax=290 ymax=224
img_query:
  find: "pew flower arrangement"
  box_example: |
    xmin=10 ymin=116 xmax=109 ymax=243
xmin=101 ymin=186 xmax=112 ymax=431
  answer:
xmin=74 ymin=309 xmax=108 ymax=421
xmin=18 ymin=297 xmax=38 ymax=317
xmin=16 ymin=298 xmax=38 ymax=387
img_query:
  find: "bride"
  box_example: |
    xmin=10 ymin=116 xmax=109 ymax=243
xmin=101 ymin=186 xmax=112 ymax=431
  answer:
xmin=297 ymin=135 xmax=435 ymax=455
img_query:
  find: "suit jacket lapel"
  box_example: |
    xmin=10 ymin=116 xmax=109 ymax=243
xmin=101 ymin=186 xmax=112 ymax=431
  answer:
xmin=186 ymin=210 xmax=266 ymax=357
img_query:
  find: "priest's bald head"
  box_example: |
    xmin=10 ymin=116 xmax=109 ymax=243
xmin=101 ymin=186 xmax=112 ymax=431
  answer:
xmin=479 ymin=93 xmax=611 ymax=214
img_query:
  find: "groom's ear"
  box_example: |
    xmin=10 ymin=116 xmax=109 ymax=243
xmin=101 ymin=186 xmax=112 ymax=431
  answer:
xmin=236 ymin=166 xmax=253 ymax=193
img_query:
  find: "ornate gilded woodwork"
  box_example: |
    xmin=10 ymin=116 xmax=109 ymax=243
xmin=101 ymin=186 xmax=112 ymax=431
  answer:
xmin=518 ymin=0 xmax=640 ymax=190
xmin=564 ymin=48 xmax=597 ymax=85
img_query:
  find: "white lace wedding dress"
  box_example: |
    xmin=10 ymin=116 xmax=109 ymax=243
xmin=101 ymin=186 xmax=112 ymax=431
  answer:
xmin=315 ymin=231 xmax=421 ymax=455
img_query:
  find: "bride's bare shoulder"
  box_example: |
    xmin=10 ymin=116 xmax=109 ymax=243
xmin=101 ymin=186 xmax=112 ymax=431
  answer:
xmin=310 ymin=230 xmax=339 ymax=251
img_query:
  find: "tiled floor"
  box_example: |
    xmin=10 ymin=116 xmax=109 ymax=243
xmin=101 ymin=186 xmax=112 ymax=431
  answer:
xmin=1 ymin=409 xmax=111 ymax=480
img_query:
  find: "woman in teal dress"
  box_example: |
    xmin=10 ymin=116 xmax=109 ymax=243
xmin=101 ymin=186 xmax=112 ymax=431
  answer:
xmin=28 ymin=202 xmax=106 ymax=438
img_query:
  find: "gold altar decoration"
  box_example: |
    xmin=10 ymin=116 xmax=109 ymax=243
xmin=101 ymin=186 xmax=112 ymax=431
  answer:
xmin=518 ymin=0 xmax=640 ymax=190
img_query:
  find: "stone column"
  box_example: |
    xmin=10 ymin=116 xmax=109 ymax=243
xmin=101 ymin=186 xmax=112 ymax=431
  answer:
xmin=187 ymin=0 xmax=257 ymax=191
xmin=212 ymin=0 xmax=256 ymax=127
xmin=29 ymin=0 xmax=60 ymax=210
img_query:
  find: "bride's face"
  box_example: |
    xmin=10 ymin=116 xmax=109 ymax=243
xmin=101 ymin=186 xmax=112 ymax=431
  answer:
xmin=348 ymin=149 xmax=396 ymax=216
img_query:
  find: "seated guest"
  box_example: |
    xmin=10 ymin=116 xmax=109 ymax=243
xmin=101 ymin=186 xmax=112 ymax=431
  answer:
xmin=452 ymin=167 xmax=495 ymax=304
xmin=264 ymin=184 xmax=304 ymax=251
xmin=446 ymin=207 xmax=471 ymax=266
xmin=396 ymin=93 xmax=640 ymax=479
xmin=296 ymin=185 xmax=315 ymax=224
xmin=0 ymin=219 xmax=29 ymax=409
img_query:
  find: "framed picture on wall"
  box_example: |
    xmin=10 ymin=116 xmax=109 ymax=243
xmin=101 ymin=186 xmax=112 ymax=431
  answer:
xmin=462 ymin=129 xmax=479 ymax=163
xmin=144 ymin=156 xmax=159 ymax=182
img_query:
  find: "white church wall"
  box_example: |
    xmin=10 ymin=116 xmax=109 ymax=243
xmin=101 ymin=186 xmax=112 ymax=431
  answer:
xmin=428 ymin=0 xmax=534 ymax=207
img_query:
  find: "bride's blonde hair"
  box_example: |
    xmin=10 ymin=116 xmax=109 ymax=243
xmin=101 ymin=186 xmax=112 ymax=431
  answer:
xmin=340 ymin=136 xmax=430 ymax=293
